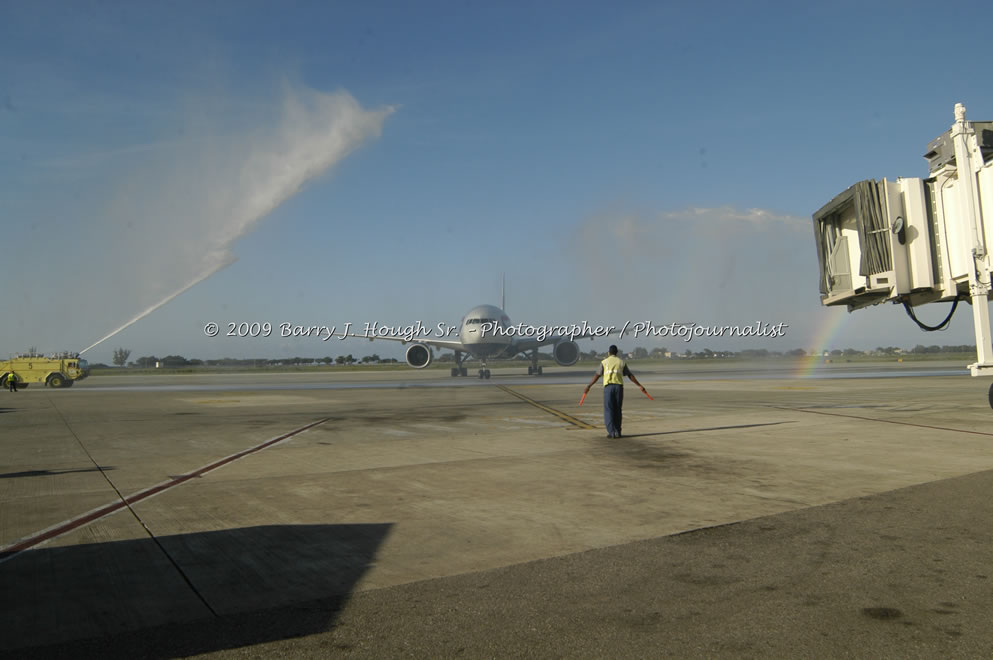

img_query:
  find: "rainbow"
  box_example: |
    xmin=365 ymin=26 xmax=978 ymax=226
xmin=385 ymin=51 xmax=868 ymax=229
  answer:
xmin=793 ymin=309 xmax=849 ymax=378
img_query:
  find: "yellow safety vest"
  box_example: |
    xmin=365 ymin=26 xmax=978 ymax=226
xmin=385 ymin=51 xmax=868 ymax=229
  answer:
xmin=601 ymin=355 xmax=625 ymax=386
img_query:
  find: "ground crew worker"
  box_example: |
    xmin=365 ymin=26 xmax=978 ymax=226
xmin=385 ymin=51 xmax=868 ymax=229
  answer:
xmin=7 ymin=372 xmax=17 ymax=393
xmin=583 ymin=345 xmax=648 ymax=438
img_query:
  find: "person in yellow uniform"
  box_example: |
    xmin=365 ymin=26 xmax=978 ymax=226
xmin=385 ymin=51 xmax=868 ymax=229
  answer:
xmin=583 ymin=345 xmax=648 ymax=438
xmin=6 ymin=371 xmax=17 ymax=393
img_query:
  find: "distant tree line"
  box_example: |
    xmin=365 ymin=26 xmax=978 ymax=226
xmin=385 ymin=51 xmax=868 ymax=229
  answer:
xmin=909 ymin=344 xmax=976 ymax=354
xmin=102 ymin=343 xmax=981 ymax=369
xmin=124 ymin=354 xmax=400 ymax=368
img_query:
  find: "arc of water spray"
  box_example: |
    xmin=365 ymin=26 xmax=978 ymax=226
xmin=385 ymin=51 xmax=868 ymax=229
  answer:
xmin=80 ymin=255 xmax=237 ymax=355
xmin=76 ymin=89 xmax=393 ymax=358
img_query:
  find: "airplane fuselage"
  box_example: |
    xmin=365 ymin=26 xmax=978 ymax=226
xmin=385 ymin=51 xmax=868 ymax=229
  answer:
xmin=458 ymin=304 xmax=513 ymax=360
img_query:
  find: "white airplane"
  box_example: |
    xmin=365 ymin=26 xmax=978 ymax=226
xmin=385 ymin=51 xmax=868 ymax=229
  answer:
xmin=348 ymin=285 xmax=594 ymax=379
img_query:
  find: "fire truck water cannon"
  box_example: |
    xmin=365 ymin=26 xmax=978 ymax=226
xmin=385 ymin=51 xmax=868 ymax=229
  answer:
xmin=812 ymin=103 xmax=993 ymax=406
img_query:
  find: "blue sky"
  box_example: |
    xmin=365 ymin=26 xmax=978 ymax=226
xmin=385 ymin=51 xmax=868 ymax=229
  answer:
xmin=3 ymin=1 xmax=993 ymax=364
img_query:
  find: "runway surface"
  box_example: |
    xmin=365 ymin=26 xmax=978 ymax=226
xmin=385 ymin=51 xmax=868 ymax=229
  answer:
xmin=3 ymin=360 xmax=993 ymax=657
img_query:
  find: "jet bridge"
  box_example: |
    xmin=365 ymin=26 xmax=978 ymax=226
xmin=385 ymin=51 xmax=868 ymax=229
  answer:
xmin=813 ymin=104 xmax=993 ymax=399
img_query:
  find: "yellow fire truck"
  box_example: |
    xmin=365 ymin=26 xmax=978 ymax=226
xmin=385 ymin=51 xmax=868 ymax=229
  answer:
xmin=1 ymin=353 xmax=90 ymax=389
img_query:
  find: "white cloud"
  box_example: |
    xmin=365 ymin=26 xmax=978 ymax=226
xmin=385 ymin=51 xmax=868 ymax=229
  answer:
xmin=566 ymin=204 xmax=822 ymax=347
xmin=661 ymin=205 xmax=809 ymax=230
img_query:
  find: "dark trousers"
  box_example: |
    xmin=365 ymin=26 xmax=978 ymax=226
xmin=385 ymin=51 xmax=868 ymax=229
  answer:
xmin=603 ymin=384 xmax=623 ymax=436
xmin=8 ymin=379 xmax=16 ymax=392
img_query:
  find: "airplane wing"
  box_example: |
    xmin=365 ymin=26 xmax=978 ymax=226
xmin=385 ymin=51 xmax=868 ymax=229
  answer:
xmin=344 ymin=334 xmax=467 ymax=352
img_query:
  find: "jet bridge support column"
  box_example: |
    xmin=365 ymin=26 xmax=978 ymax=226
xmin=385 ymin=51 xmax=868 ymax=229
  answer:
xmin=968 ymin=291 xmax=993 ymax=377
xmin=952 ymin=104 xmax=993 ymax=376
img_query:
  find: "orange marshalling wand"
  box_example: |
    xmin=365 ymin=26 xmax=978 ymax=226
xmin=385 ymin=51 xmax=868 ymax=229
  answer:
xmin=579 ymin=391 xmax=588 ymax=406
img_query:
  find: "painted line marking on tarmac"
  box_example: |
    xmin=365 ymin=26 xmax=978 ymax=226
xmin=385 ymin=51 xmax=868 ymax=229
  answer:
xmin=0 ymin=417 xmax=330 ymax=564
xmin=772 ymin=406 xmax=993 ymax=436
xmin=496 ymin=385 xmax=596 ymax=429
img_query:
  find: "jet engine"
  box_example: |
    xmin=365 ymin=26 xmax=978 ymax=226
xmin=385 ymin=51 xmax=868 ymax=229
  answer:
xmin=405 ymin=344 xmax=432 ymax=368
xmin=552 ymin=340 xmax=580 ymax=366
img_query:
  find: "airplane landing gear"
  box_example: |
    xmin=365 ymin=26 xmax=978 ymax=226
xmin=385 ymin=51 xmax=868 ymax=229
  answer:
xmin=478 ymin=360 xmax=491 ymax=379
xmin=451 ymin=351 xmax=468 ymax=377
xmin=528 ymin=350 xmax=542 ymax=376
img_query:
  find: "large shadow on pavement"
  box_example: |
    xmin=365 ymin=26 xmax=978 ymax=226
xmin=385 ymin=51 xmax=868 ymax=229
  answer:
xmin=0 ymin=523 xmax=392 ymax=658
